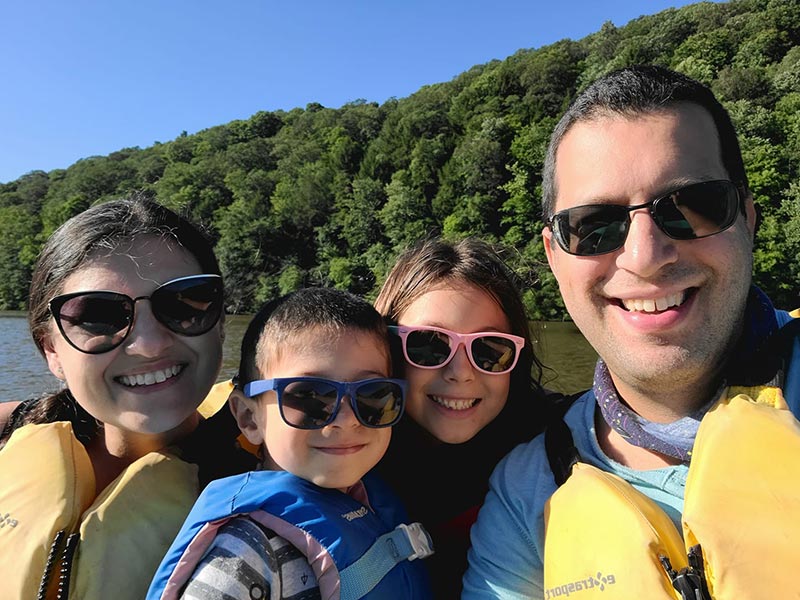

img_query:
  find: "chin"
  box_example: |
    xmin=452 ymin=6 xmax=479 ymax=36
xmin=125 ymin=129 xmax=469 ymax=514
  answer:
xmin=432 ymin=426 xmax=478 ymax=445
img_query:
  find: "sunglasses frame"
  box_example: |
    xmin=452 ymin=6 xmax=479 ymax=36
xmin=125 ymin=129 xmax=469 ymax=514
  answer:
xmin=48 ymin=274 xmax=223 ymax=354
xmin=389 ymin=325 xmax=525 ymax=375
xmin=242 ymin=376 xmax=407 ymax=430
xmin=546 ymin=179 xmax=743 ymax=257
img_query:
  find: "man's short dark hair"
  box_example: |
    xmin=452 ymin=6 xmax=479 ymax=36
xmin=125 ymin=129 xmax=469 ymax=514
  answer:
xmin=541 ymin=65 xmax=748 ymax=220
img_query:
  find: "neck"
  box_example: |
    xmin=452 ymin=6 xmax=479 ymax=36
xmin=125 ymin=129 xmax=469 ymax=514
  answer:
xmin=609 ymin=371 xmax=722 ymax=423
xmin=595 ymin=413 xmax=683 ymax=469
xmin=87 ymin=413 xmax=199 ymax=495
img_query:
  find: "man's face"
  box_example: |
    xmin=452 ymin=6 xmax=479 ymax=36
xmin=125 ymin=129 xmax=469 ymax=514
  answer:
xmin=542 ymin=104 xmax=756 ymax=413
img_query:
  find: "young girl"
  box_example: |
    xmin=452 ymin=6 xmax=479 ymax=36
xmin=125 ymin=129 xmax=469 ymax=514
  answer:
xmin=374 ymin=237 xmax=553 ymax=599
xmin=0 ymin=195 xmax=255 ymax=599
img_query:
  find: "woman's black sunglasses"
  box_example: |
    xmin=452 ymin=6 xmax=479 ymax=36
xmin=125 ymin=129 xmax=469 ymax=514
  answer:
xmin=49 ymin=274 xmax=224 ymax=354
xmin=242 ymin=377 xmax=406 ymax=430
xmin=546 ymin=179 xmax=743 ymax=257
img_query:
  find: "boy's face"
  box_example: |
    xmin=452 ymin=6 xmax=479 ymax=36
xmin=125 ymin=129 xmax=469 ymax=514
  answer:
xmin=237 ymin=327 xmax=393 ymax=492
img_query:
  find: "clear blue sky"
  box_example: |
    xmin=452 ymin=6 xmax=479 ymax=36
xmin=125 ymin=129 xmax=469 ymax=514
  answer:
xmin=0 ymin=0 xmax=717 ymax=184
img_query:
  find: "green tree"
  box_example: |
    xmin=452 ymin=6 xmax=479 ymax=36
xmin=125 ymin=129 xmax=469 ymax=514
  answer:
xmin=0 ymin=206 xmax=39 ymax=309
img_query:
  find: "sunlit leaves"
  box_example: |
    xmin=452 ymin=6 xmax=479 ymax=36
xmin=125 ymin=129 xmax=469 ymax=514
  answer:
xmin=2 ymin=0 xmax=799 ymax=316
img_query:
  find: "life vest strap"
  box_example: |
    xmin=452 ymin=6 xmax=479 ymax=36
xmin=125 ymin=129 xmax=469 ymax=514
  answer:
xmin=339 ymin=522 xmax=433 ymax=600
xmin=544 ymin=392 xmax=584 ymax=486
xmin=659 ymin=545 xmax=712 ymax=600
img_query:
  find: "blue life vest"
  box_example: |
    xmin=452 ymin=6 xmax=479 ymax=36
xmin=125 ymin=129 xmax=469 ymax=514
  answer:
xmin=147 ymin=470 xmax=433 ymax=600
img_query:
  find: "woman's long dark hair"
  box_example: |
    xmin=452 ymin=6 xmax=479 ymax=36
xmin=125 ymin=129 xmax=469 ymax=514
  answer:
xmin=1 ymin=193 xmax=220 ymax=448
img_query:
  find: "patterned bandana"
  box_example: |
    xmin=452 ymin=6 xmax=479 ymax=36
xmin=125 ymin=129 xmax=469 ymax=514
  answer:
xmin=595 ymin=286 xmax=779 ymax=463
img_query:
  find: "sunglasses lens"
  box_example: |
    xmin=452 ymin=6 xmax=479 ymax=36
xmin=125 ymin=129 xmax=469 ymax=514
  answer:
xmin=470 ymin=336 xmax=519 ymax=373
xmin=279 ymin=380 xmax=339 ymax=429
xmin=656 ymin=180 xmax=739 ymax=239
xmin=55 ymin=293 xmax=133 ymax=353
xmin=151 ymin=276 xmax=223 ymax=336
xmin=555 ymin=180 xmax=740 ymax=256
xmin=354 ymin=381 xmax=404 ymax=427
xmin=555 ymin=205 xmax=630 ymax=256
xmin=405 ymin=329 xmax=453 ymax=367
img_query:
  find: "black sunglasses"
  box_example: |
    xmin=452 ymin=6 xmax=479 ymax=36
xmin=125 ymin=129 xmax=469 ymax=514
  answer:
xmin=242 ymin=377 xmax=406 ymax=430
xmin=49 ymin=274 xmax=224 ymax=354
xmin=546 ymin=180 xmax=743 ymax=257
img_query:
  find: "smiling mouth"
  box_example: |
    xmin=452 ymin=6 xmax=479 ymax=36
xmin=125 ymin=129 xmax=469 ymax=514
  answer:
xmin=117 ymin=365 xmax=183 ymax=387
xmin=430 ymin=395 xmax=479 ymax=411
xmin=620 ymin=290 xmax=689 ymax=313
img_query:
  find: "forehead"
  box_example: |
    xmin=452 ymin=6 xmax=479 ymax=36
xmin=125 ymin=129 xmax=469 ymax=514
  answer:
xmin=399 ymin=282 xmax=510 ymax=330
xmin=260 ymin=326 xmax=390 ymax=372
xmin=553 ymin=104 xmax=726 ymax=210
xmin=59 ymin=236 xmax=202 ymax=296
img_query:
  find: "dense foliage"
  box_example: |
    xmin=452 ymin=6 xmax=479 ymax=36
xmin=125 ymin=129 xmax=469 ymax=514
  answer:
xmin=2 ymin=0 xmax=798 ymax=317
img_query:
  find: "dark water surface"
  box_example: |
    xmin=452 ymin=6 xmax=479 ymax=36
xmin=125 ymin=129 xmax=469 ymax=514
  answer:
xmin=0 ymin=313 xmax=596 ymax=402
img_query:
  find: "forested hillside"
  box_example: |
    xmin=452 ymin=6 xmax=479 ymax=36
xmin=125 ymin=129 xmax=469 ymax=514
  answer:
xmin=1 ymin=0 xmax=798 ymax=317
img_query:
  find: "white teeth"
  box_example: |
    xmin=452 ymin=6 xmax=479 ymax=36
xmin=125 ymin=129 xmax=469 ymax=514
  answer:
xmin=431 ymin=396 xmax=478 ymax=411
xmin=622 ymin=292 xmax=685 ymax=313
xmin=119 ymin=365 xmax=182 ymax=387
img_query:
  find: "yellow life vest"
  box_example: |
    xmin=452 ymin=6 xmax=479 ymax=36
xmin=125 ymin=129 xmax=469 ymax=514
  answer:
xmin=542 ymin=385 xmax=800 ymax=599
xmin=0 ymin=422 xmax=199 ymax=600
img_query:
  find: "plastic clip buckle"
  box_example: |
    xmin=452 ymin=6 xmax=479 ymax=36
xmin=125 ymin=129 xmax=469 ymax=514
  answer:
xmin=396 ymin=522 xmax=434 ymax=561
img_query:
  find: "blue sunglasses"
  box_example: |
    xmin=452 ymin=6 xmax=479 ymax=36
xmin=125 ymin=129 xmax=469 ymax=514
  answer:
xmin=242 ymin=377 xmax=406 ymax=430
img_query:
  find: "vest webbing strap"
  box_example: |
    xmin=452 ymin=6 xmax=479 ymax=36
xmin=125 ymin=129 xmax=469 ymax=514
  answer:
xmin=544 ymin=392 xmax=584 ymax=486
xmin=339 ymin=522 xmax=433 ymax=600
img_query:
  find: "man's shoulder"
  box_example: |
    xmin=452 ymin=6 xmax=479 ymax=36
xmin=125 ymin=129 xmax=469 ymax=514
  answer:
xmin=491 ymin=390 xmax=595 ymax=495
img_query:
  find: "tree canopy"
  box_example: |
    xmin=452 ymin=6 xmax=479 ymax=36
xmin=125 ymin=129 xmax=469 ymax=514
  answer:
xmin=2 ymin=0 xmax=798 ymax=317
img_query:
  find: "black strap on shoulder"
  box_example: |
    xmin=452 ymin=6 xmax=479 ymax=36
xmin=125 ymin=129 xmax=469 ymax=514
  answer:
xmin=727 ymin=315 xmax=800 ymax=386
xmin=1 ymin=396 xmax=41 ymax=442
xmin=544 ymin=391 xmax=584 ymax=487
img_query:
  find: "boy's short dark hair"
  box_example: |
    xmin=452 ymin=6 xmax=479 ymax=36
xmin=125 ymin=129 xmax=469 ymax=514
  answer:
xmin=236 ymin=287 xmax=390 ymax=387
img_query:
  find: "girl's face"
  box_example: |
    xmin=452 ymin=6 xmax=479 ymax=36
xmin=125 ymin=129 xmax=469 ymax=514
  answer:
xmin=42 ymin=236 xmax=224 ymax=453
xmin=397 ymin=282 xmax=513 ymax=444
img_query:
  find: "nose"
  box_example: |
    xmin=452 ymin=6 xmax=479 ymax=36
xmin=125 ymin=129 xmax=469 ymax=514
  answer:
xmin=442 ymin=343 xmax=476 ymax=383
xmin=328 ymin=395 xmax=360 ymax=428
xmin=614 ymin=208 xmax=679 ymax=277
xmin=122 ymin=300 xmax=175 ymax=357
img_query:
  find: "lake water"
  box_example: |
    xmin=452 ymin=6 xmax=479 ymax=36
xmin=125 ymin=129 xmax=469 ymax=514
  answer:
xmin=0 ymin=312 xmax=597 ymax=402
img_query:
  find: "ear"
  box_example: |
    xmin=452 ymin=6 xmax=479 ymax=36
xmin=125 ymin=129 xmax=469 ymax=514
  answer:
xmin=228 ymin=390 xmax=265 ymax=447
xmin=43 ymin=337 xmax=65 ymax=381
xmin=743 ymin=191 xmax=757 ymax=241
xmin=542 ymin=226 xmax=559 ymax=275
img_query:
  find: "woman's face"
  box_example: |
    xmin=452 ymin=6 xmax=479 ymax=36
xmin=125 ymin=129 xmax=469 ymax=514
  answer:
xmin=43 ymin=236 xmax=224 ymax=450
xmin=397 ymin=282 xmax=513 ymax=444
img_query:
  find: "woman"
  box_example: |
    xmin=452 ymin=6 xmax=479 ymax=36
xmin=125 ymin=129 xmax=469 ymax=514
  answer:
xmin=374 ymin=237 xmax=555 ymax=599
xmin=0 ymin=194 xmax=255 ymax=599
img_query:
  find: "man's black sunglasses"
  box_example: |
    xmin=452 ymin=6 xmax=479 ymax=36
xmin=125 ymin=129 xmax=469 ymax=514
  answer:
xmin=546 ymin=180 xmax=743 ymax=257
xmin=49 ymin=274 xmax=223 ymax=354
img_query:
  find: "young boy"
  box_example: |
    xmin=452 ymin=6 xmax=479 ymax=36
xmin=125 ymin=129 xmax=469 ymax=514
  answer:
xmin=147 ymin=287 xmax=433 ymax=600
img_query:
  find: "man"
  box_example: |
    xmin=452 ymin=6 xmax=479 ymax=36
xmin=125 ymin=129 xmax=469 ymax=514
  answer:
xmin=462 ymin=65 xmax=800 ymax=599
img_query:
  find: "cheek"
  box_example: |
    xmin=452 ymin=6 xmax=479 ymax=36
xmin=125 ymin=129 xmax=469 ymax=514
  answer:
xmin=554 ymin=259 xmax=606 ymax=307
xmin=488 ymin=374 xmax=511 ymax=407
xmin=264 ymin=413 xmax=302 ymax=469
xmin=402 ymin=367 xmax=436 ymax=415
xmin=375 ymin=430 xmax=392 ymax=458
xmin=194 ymin=327 xmax=224 ymax=363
